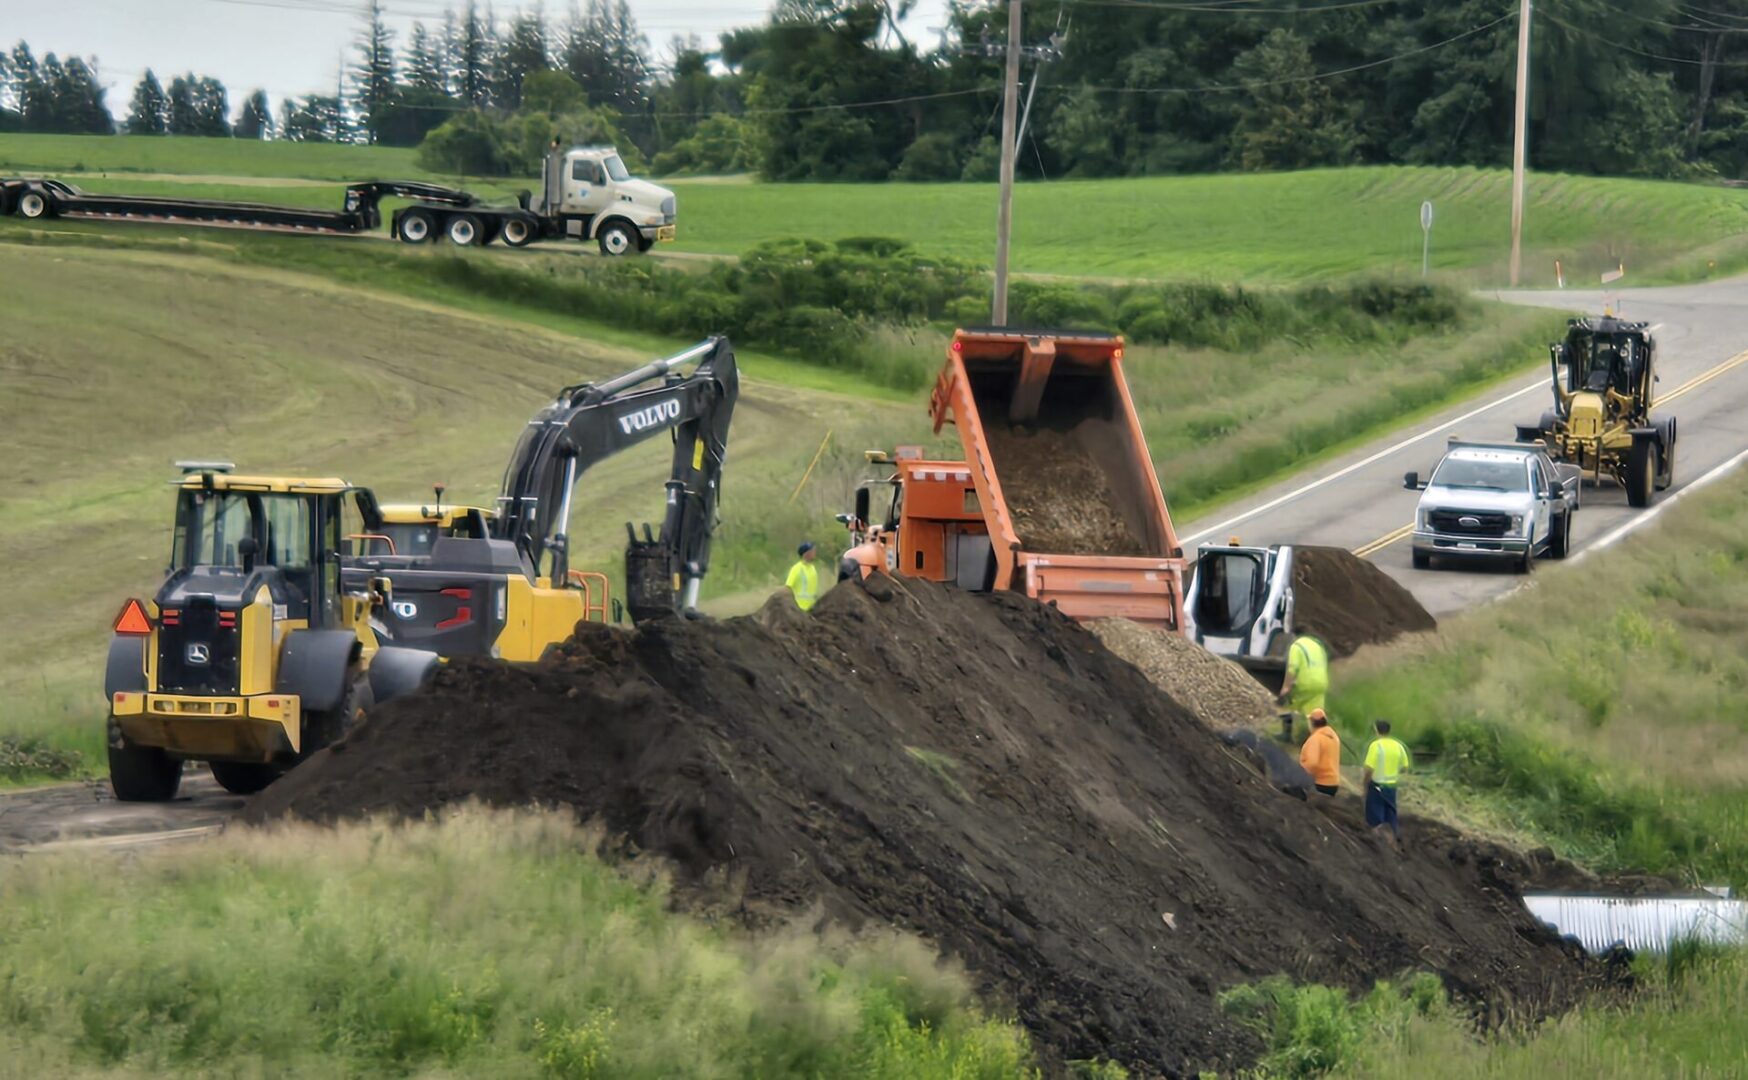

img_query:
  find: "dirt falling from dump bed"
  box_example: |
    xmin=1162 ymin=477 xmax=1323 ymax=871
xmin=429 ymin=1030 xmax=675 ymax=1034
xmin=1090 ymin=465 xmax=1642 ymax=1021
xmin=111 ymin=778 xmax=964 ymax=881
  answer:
xmin=1291 ymin=545 xmax=1437 ymax=658
xmin=250 ymin=579 xmax=1604 ymax=1077
xmin=1089 ymin=618 xmax=1278 ymax=731
xmin=982 ymin=423 xmax=1147 ymax=556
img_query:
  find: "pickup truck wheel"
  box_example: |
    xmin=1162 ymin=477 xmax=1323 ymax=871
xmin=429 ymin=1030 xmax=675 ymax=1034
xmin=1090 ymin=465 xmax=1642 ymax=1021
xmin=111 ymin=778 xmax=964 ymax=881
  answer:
xmin=597 ymin=220 xmax=638 ymax=256
xmin=447 ymin=213 xmax=483 ymax=246
xmin=501 ymin=216 xmax=536 ymax=247
xmin=398 ymin=209 xmax=435 ymax=244
xmin=16 ymin=190 xmax=52 ymax=219
xmin=210 ymin=761 xmax=282 ymax=795
xmin=1411 ymin=549 xmax=1431 ymax=570
xmin=1627 ymin=440 xmax=1656 ymax=508
xmin=108 ymin=733 xmax=183 ymax=802
xmin=1549 ymin=511 xmax=1572 ymax=559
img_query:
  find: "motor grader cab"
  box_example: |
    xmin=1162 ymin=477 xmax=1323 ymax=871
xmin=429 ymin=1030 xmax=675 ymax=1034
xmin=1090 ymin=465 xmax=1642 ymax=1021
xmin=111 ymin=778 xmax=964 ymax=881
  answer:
xmin=1516 ymin=317 xmax=1676 ymax=507
xmin=345 ymin=337 xmax=739 ymax=661
xmin=842 ymin=328 xmax=1187 ymax=630
xmin=104 ymin=464 xmax=438 ymax=802
xmin=1184 ymin=542 xmax=1296 ymax=689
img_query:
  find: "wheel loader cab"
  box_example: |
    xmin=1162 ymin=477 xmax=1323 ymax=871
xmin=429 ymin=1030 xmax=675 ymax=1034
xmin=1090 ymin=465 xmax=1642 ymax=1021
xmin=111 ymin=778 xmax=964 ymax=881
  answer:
xmin=104 ymin=466 xmax=437 ymax=803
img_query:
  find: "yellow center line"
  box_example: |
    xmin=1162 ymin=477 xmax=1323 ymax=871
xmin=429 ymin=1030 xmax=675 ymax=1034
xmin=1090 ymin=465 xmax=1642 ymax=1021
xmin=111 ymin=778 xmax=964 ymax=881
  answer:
xmin=1346 ymin=346 xmax=1748 ymax=559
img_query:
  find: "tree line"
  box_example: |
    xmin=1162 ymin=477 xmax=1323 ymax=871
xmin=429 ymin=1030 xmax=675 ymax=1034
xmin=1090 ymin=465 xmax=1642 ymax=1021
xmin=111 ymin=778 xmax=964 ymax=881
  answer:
xmin=6 ymin=0 xmax=1748 ymax=181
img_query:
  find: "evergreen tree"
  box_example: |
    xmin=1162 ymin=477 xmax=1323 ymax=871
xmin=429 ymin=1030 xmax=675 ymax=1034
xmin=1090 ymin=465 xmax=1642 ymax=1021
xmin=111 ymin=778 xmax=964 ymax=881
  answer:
xmin=406 ymin=21 xmax=447 ymax=93
xmin=353 ymin=0 xmax=398 ymax=141
xmin=167 ymin=75 xmax=198 ymax=134
xmin=280 ymin=94 xmax=339 ymax=142
xmin=235 ymin=88 xmax=272 ymax=139
xmin=493 ymin=9 xmax=550 ymax=111
xmin=459 ymin=1 xmax=493 ymax=107
xmin=126 ymin=69 xmax=169 ymax=134
xmin=50 ymin=56 xmax=113 ymax=133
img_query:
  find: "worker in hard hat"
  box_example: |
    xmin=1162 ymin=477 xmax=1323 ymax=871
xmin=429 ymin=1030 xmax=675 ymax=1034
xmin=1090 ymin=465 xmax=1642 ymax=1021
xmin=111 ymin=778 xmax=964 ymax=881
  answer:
xmin=1363 ymin=719 xmax=1413 ymax=842
xmin=1298 ymin=708 xmax=1341 ymax=797
xmin=1277 ymin=629 xmax=1330 ymax=721
xmin=786 ymin=540 xmax=821 ymax=611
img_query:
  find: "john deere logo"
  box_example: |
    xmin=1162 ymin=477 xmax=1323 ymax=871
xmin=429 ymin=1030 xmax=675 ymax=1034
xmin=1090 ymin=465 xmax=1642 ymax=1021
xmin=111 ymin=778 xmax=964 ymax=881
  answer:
xmin=185 ymin=643 xmax=210 ymax=666
xmin=1458 ymin=516 xmax=1481 ymax=528
xmin=392 ymin=601 xmax=418 ymax=620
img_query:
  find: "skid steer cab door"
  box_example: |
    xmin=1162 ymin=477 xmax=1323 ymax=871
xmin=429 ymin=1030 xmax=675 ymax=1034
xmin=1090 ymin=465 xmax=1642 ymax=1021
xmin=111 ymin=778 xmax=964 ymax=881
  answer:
xmin=1185 ymin=545 xmax=1295 ymax=665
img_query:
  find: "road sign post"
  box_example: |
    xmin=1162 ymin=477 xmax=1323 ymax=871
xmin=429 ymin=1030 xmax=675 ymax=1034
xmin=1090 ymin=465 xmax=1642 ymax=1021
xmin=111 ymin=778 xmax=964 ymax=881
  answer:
xmin=1420 ymin=200 xmax=1434 ymax=277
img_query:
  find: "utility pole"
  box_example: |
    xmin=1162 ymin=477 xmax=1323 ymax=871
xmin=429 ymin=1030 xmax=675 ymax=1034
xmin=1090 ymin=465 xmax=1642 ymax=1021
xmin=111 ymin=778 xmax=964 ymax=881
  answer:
xmin=1509 ymin=0 xmax=1531 ymax=287
xmin=992 ymin=0 xmax=1022 ymax=325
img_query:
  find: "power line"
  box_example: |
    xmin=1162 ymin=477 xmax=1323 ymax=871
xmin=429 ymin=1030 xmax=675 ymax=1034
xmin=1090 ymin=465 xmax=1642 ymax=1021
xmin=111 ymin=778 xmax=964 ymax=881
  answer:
xmin=1582 ymin=0 xmax=1748 ymax=34
xmin=1065 ymin=0 xmax=1411 ymax=14
xmin=1544 ymin=8 xmax=1748 ymax=64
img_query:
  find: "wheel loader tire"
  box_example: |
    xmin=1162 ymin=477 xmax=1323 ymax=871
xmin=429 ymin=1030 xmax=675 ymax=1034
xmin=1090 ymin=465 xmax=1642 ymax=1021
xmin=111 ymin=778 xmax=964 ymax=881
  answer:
xmin=305 ymin=671 xmax=373 ymax=753
xmin=1549 ymin=510 xmax=1572 ymax=559
xmin=398 ymin=209 xmax=435 ymax=244
xmin=108 ymin=734 xmax=183 ymax=802
xmin=1627 ymin=440 xmax=1656 ymax=508
xmin=210 ymin=761 xmax=282 ymax=795
xmin=1412 ymin=549 xmax=1431 ymax=570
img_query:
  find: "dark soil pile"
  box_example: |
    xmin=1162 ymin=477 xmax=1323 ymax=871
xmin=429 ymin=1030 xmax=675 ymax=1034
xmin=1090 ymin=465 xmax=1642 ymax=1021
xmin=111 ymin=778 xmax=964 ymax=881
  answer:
xmin=251 ymin=579 xmax=1598 ymax=1077
xmin=1292 ymin=545 xmax=1437 ymax=658
xmin=982 ymin=424 xmax=1147 ymax=556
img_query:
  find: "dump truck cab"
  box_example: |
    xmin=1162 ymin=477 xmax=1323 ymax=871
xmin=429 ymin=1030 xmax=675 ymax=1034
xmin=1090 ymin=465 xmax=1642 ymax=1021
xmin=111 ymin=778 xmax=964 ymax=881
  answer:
xmin=105 ymin=463 xmax=437 ymax=801
xmin=1185 ymin=542 xmax=1297 ymax=681
xmin=843 ymin=328 xmax=1187 ymax=630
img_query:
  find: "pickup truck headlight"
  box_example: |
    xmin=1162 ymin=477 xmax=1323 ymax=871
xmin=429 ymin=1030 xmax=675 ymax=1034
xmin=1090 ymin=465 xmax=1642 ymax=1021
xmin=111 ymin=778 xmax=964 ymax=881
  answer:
xmin=1418 ymin=509 xmax=1431 ymax=531
xmin=1508 ymin=514 xmax=1524 ymax=533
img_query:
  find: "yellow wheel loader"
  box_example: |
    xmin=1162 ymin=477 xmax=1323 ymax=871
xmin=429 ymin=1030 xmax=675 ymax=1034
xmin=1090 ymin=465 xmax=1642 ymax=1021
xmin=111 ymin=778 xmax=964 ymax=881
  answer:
xmin=1516 ymin=317 xmax=1677 ymax=508
xmin=104 ymin=464 xmax=439 ymax=801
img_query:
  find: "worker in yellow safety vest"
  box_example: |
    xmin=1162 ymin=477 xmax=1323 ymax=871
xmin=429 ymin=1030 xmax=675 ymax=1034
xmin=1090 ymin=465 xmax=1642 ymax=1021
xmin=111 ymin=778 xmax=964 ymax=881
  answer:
xmin=1363 ymin=718 xmax=1413 ymax=843
xmin=1277 ymin=631 xmax=1330 ymax=721
xmin=786 ymin=541 xmax=821 ymax=611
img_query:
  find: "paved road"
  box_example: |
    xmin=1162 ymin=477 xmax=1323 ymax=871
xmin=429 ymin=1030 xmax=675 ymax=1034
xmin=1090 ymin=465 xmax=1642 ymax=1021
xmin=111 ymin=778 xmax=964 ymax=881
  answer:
xmin=1179 ymin=280 xmax=1748 ymax=617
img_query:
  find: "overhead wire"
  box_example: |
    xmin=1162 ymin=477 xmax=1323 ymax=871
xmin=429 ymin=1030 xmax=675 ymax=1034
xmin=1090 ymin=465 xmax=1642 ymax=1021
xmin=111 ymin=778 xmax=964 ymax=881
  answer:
xmin=1543 ymin=7 xmax=1748 ymax=63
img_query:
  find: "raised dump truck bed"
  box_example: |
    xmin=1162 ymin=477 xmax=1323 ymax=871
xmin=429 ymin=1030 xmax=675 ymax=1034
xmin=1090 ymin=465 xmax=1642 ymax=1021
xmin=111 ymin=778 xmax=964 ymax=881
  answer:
xmin=847 ymin=328 xmax=1186 ymax=630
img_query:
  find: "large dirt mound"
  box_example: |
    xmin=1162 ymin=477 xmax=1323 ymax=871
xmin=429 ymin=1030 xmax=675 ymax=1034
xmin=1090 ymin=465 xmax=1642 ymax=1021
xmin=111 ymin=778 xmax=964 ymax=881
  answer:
xmin=1089 ymin=618 xmax=1277 ymax=730
xmin=251 ymin=579 xmax=1595 ymax=1077
xmin=1292 ymin=545 xmax=1436 ymax=657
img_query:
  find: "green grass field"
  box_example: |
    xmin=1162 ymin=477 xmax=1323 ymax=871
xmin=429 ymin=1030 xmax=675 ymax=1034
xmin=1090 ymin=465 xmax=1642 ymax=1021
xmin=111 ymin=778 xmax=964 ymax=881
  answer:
xmin=7 ymin=135 xmax=1748 ymax=284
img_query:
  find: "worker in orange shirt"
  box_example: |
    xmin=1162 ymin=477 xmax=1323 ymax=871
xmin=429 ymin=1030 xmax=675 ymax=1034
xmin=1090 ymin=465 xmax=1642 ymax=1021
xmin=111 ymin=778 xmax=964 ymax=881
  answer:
xmin=1299 ymin=708 xmax=1341 ymax=797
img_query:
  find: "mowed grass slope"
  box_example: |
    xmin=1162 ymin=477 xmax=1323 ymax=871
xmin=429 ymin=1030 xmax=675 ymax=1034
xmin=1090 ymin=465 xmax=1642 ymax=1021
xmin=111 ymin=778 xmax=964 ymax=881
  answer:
xmin=7 ymin=136 xmax=1748 ymax=283
xmin=0 ymin=240 xmax=919 ymax=777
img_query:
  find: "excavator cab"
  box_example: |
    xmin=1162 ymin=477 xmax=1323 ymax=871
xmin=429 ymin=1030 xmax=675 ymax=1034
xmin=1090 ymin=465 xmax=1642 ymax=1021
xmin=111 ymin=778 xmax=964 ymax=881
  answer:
xmin=104 ymin=463 xmax=438 ymax=802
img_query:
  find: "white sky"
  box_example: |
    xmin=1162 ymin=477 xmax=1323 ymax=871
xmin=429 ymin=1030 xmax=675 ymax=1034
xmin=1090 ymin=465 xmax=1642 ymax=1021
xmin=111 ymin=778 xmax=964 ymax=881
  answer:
xmin=4 ymin=0 xmax=954 ymax=119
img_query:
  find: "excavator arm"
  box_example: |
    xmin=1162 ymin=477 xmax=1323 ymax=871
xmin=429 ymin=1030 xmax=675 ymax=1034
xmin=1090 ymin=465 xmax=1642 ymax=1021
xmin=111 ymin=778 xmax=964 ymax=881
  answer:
xmin=495 ymin=337 xmax=739 ymax=621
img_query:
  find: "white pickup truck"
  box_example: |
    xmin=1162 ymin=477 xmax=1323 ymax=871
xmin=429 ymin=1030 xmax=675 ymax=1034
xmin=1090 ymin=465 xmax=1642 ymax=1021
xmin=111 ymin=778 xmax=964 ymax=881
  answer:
xmin=1404 ymin=440 xmax=1581 ymax=572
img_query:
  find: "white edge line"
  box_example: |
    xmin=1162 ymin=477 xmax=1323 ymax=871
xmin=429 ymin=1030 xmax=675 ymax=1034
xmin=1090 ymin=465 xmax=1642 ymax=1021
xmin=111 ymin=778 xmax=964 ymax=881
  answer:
xmin=1181 ymin=379 xmax=1548 ymax=545
xmin=1570 ymin=444 xmax=1748 ymax=562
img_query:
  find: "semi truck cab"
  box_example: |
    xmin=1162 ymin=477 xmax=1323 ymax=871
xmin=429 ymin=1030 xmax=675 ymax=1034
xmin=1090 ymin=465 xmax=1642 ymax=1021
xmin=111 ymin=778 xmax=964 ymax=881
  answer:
xmin=536 ymin=145 xmax=677 ymax=255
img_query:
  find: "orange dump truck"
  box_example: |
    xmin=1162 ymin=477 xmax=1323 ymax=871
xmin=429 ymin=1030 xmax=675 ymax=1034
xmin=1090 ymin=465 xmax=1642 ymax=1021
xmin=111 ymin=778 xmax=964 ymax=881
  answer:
xmin=842 ymin=328 xmax=1187 ymax=630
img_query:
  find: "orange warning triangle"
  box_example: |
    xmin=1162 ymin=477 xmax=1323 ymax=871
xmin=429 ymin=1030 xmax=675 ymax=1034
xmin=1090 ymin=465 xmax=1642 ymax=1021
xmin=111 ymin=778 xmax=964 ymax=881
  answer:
xmin=114 ymin=599 xmax=153 ymax=636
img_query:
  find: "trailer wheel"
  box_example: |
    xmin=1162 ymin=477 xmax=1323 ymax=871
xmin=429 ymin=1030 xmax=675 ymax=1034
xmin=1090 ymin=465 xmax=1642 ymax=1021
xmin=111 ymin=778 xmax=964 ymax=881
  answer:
xmin=597 ymin=219 xmax=638 ymax=256
xmin=501 ymin=216 xmax=536 ymax=247
xmin=398 ymin=209 xmax=435 ymax=244
xmin=447 ymin=213 xmax=483 ymax=247
xmin=16 ymin=190 xmax=51 ymax=219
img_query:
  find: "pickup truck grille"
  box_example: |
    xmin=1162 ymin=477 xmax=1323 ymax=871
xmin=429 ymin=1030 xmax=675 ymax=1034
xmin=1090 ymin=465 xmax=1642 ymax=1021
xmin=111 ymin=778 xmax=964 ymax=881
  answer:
xmin=1428 ymin=508 xmax=1510 ymax=537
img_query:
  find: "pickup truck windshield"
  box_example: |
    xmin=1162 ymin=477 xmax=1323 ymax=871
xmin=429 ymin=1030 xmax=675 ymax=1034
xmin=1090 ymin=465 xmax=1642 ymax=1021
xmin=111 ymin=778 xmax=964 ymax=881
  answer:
xmin=1431 ymin=457 xmax=1527 ymax=491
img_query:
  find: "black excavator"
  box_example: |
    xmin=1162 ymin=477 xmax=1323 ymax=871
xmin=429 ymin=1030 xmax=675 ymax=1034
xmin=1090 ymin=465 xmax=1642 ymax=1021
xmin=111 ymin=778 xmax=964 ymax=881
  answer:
xmin=344 ymin=336 xmax=739 ymax=661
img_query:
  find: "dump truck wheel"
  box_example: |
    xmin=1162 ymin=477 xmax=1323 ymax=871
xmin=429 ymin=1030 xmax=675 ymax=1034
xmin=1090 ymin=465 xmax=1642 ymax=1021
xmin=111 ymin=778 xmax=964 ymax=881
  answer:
xmin=108 ymin=735 xmax=183 ymax=802
xmin=447 ymin=213 xmax=483 ymax=246
xmin=1627 ymin=440 xmax=1656 ymax=508
xmin=210 ymin=761 xmax=281 ymax=795
xmin=398 ymin=209 xmax=435 ymax=244
xmin=597 ymin=220 xmax=638 ymax=256
xmin=1549 ymin=510 xmax=1572 ymax=559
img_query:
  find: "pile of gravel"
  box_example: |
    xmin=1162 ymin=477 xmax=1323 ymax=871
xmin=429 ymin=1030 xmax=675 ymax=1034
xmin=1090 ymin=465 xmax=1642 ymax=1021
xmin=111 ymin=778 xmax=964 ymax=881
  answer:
xmin=1089 ymin=618 xmax=1278 ymax=730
